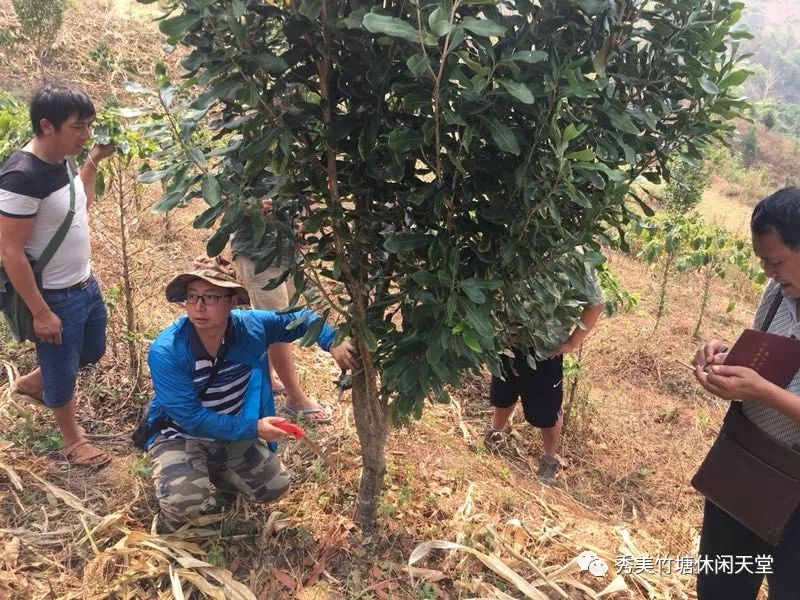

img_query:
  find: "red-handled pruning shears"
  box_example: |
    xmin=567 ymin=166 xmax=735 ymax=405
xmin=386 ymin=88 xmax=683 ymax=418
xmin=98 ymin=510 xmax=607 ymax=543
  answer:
xmin=273 ymin=420 xmax=335 ymax=469
xmin=272 ymin=420 xmax=306 ymax=439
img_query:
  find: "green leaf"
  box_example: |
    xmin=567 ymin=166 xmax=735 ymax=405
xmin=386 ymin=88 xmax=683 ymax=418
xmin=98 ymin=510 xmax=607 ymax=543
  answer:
xmin=461 ymin=16 xmax=507 ymax=37
xmin=462 ymin=329 xmax=482 ymax=352
xmin=201 ymin=173 xmax=221 ymax=206
xmin=509 ymin=50 xmax=547 ymax=64
xmin=428 ymin=7 xmax=453 ymax=37
xmin=206 ymin=229 xmax=230 ymax=257
xmin=94 ymin=171 xmax=105 ymax=198
xmin=363 ymin=13 xmax=420 ymax=44
xmin=193 ymin=204 xmax=223 ymax=229
xmin=298 ymin=0 xmax=322 ymax=21
xmin=479 ymin=116 xmax=520 ymax=155
xmin=159 ymin=13 xmax=204 ymax=38
xmin=388 ymin=128 xmax=424 ymax=152
xmin=358 ymin=322 xmax=379 ymax=353
xmin=412 ymin=270 xmax=447 ymax=287
xmin=137 ymin=168 xmax=172 ymax=184
xmin=696 ymin=77 xmax=720 ymax=94
xmin=299 ymin=315 xmax=325 ymax=348
xmin=563 ymin=123 xmax=582 ymax=142
xmin=245 ymin=53 xmax=289 ymax=74
xmin=152 ymin=190 xmax=185 ymax=214
xmin=406 ymin=54 xmax=431 ymax=78
xmin=187 ymin=146 xmax=207 ymax=169
xmin=460 ymin=280 xmax=485 ymax=304
xmin=499 ymin=80 xmax=534 ymax=104
xmin=605 ymin=110 xmax=639 ymax=135
xmin=718 ymin=69 xmax=750 ymax=89
xmin=384 ymin=232 xmax=431 ymax=252
xmin=566 ymin=148 xmax=595 ymax=161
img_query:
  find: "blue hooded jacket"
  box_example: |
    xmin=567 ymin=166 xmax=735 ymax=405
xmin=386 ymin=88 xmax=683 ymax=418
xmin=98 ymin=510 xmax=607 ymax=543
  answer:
xmin=144 ymin=308 xmax=335 ymax=448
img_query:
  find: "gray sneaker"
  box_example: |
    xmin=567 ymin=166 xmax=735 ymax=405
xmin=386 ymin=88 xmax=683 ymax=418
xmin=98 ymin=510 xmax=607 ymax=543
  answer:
xmin=483 ymin=426 xmax=508 ymax=450
xmin=537 ymin=454 xmax=561 ymax=485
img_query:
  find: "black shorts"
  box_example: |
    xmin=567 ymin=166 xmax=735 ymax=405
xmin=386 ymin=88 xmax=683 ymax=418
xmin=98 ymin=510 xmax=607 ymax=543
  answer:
xmin=489 ymin=350 xmax=563 ymax=428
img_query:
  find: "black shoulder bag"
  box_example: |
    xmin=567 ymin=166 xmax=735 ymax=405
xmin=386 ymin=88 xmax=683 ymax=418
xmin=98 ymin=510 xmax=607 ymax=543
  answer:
xmin=691 ymin=290 xmax=800 ymax=545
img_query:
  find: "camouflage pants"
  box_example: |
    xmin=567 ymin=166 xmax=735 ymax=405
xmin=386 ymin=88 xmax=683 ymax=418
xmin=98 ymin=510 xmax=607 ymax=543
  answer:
xmin=148 ymin=436 xmax=290 ymax=532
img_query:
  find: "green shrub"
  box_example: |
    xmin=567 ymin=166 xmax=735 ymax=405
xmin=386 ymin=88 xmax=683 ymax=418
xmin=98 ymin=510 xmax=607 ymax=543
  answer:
xmin=12 ymin=0 xmax=66 ymax=55
xmin=663 ymin=156 xmax=711 ymax=213
xmin=0 ymin=92 xmax=31 ymax=162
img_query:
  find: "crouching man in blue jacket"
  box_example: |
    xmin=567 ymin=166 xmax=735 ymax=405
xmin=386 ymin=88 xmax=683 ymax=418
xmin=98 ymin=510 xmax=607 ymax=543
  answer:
xmin=139 ymin=259 xmax=357 ymax=532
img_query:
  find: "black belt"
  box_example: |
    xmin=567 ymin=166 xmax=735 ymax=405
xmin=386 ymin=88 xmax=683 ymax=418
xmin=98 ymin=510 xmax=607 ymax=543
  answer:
xmin=43 ymin=275 xmax=93 ymax=294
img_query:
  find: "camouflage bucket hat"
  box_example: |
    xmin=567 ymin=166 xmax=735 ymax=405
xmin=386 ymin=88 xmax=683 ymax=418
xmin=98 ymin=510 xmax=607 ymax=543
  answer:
xmin=165 ymin=256 xmax=250 ymax=305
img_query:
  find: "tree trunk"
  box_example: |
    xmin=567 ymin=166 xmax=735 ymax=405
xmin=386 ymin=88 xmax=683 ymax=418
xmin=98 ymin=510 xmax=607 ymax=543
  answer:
xmin=653 ymin=251 xmax=674 ymax=334
xmin=115 ymin=159 xmax=143 ymax=389
xmin=693 ymin=270 xmax=713 ymax=340
xmin=350 ymin=363 xmax=387 ymax=532
xmin=561 ymin=343 xmax=584 ymax=432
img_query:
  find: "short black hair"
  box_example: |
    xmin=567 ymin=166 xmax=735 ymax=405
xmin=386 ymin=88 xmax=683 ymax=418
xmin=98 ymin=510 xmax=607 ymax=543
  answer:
xmin=751 ymin=187 xmax=800 ymax=251
xmin=29 ymin=83 xmax=95 ymax=136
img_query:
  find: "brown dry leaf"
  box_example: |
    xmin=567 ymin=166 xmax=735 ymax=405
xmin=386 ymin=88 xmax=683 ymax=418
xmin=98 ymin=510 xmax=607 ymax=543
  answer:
xmin=261 ymin=511 xmax=291 ymax=540
xmin=409 ymin=539 xmax=549 ymax=600
xmin=79 ymin=513 xmax=124 ymax=547
xmin=398 ymin=565 xmax=447 ymax=583
xmin=169 ymin=564 xmax=186 ymax=600
xmin=22 ymin=469 xmax=100 ymax=519
xmin=272 ymin=568 xmax=298 ymax=590
xmin=0 ymin=461 xmax=22 ymax=491
xmin=1 ymin=536 xmax=20 ymax=570
xmin=177 ymin=569 xmax=227 ymax=600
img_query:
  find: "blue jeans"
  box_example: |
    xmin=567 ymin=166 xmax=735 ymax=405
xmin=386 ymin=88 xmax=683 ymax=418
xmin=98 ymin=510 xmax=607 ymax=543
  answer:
xmin=35 ymin=277 xmax=107 ymax=408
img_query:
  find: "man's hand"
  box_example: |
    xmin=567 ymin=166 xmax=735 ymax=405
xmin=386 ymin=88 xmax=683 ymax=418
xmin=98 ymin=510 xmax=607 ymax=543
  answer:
xmin=257 ymin=416 xmax=290 ymax=442
xmin=694 ymin=364 xmax=767 ymax=402
xmin=89 ymin=144 xmax=115 ymax=164
xmin=330 ymin=340 xmax=359 ymax=372
xmin=692 ymin=339 xmax=728 ymax=370
xmin=34 ymin=309 xmax=62 ymax=345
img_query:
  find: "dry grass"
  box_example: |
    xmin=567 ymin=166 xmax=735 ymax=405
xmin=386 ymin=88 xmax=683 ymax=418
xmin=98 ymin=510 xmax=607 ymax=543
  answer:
xmin=0 ymin=0 xmax=170 ymax=100
xmin=696 ymin=179 xmax=754 ymax=236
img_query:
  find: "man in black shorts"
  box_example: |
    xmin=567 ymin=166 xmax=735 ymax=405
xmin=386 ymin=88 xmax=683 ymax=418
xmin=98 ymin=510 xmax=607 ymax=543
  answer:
xmin=485 ymin=261 xmax=605 ymax=485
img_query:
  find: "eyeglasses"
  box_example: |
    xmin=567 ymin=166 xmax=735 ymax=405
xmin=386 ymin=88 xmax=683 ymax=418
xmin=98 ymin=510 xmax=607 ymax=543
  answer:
xmin=185 ymin=293 xmax=234 ymax=305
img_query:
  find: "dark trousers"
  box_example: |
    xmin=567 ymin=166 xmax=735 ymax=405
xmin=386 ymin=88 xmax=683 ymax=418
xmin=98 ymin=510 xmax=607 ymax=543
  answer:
xmin=697 ymin=500 xmax=800 ymax=599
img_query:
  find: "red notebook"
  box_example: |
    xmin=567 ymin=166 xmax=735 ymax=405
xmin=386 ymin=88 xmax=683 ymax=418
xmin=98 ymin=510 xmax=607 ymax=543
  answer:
xmin=723 ymin=329 xmax=800 ymax=389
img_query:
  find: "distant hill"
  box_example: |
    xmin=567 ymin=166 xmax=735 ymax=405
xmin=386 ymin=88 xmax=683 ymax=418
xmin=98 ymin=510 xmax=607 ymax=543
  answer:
xmin=741 ymin=0 xmax=800 ymax=103
xmin=743 ymin=0 xmax=800 ymax=30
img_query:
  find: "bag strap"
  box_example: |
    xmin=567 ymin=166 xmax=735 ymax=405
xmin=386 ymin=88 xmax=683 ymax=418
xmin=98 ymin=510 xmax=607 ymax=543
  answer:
xmin=760 ymin=286 xmax=785 ymax=332
xmin=33 ymin=160 xmax=76 ymax=277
